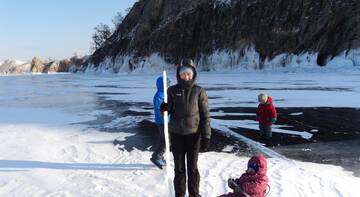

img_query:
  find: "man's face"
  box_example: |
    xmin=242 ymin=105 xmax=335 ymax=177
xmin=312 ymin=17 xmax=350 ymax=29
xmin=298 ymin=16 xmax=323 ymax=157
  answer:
xmin=180 ymin=72 xmax=193 ymax=81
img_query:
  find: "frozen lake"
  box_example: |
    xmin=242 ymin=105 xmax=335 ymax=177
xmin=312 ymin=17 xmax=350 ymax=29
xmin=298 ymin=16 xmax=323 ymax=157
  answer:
xmin=0 ymin=71 xmax=359 ymax=196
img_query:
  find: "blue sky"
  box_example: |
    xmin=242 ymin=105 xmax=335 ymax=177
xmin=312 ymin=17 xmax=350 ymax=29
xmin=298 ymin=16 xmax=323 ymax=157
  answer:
xmin=0 ymin=0 xmax=137 ymax=61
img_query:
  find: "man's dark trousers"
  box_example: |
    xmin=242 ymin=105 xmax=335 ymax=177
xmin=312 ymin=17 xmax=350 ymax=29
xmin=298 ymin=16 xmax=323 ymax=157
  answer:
xmin=171 ymin=132 xmax=201 ymax=197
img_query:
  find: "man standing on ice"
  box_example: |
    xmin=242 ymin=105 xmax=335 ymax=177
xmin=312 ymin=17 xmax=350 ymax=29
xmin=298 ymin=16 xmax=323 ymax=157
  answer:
xmin=160 ymin=58 xmax=211 ymax=197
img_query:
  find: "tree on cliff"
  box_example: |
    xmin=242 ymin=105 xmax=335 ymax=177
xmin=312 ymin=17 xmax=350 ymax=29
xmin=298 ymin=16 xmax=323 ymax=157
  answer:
xmin=112 ymin=12 xmax=124 ymax=30
xmin=91 ymin=23 xmax=112 ymax=52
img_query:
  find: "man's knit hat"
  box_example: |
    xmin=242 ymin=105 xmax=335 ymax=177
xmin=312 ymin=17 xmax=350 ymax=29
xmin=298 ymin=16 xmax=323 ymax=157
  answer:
xmin=179 ymin=66 xmax=194 ymax=75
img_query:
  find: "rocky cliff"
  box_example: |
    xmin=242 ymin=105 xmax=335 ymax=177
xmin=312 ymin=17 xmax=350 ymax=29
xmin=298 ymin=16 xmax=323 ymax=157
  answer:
xmin=89 ymin=0 xmax=360 ymax=70
xmin=0 ymin=56 xmax=87 ymax=75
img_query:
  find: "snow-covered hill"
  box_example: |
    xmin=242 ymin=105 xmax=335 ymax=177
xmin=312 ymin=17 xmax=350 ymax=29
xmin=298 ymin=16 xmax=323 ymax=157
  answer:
xmin=0 ymin=59 xmax=31 ymax=74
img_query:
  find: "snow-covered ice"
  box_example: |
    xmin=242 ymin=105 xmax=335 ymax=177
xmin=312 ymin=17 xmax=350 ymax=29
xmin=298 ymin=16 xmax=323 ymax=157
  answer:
xmin=0 ymin=70 xmax=359 ymax=196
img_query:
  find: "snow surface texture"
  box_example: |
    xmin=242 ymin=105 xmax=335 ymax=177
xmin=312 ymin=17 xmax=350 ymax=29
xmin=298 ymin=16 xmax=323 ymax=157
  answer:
xmin=0 ymin=71 xmax=359 ymax=196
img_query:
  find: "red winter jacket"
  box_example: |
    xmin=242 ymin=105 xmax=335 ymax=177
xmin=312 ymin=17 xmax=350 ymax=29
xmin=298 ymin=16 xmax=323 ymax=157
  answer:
xmin=256 ymin=96 xmax=277 ymax=126
xmin=219 ymin=154 xmax=269 ymax=197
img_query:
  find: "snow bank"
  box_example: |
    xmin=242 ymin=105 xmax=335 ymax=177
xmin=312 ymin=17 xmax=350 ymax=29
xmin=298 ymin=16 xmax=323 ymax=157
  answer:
xmin=85 ymin=54 xmax=171 ymax=74
xmin=0 ymin=122 xmax=358 ymax=197
xmin=1 ymin=124 xmax=359 ymax=196
xmin=86 ymin=48 xmax=360 ymax=74
xmin=2 ymin=48 xmax=359 ymax=76
xmin=198 ymin=47 xmax=360 ymax=72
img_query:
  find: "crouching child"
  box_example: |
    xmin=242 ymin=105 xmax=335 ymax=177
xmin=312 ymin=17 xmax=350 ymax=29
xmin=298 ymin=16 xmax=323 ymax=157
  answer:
xmin=219 ymin=154 xmax=269 ymax=197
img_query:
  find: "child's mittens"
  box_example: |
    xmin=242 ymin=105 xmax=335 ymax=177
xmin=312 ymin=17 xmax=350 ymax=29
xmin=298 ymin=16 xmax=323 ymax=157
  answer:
xmin=160 ymin=102 xmax=168 ymax=113
xmin=234 ymin=185 xmax=243 ymax=193
xmin=227 ymin=178 xmax=237 ymax=189
xmin=271 ymin=118 xmax=277 ymax=123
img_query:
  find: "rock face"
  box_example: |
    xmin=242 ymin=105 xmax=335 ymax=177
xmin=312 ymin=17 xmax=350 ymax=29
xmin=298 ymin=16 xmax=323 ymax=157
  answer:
xmin=30 ymin=56 xmax=85 ymax=73
xmin=0 ymin=56 xmax=86 ymax=74
xmin=68 ymin=56 xmax=87 ymax=72
xmin=31 ymin=57 xmax=46 ymax=72
xmin=0 ymin=60 xmax=31 ymax=74
xmin=90 ymin=0 xmax=360 ymax=67
xmin=47 ymin=60 xmax=71 ymax=72
xmin=47 ymin=61 xmax=60 ymax=72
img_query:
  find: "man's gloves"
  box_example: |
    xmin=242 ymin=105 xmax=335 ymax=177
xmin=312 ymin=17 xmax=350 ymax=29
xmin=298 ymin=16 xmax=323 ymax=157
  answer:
xmin=160 ymin=102 xmax=168 ymax=112
xmin=200 ymin=138 xmax=210 ymax=152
